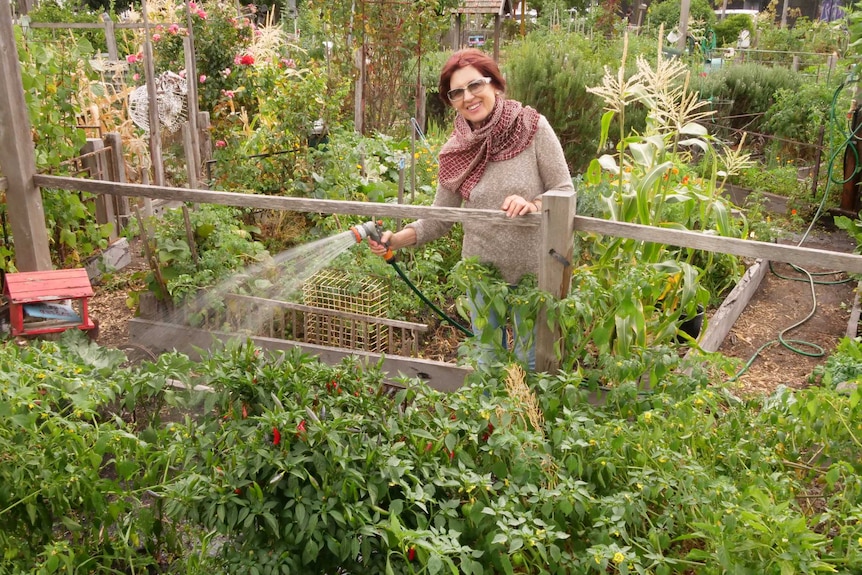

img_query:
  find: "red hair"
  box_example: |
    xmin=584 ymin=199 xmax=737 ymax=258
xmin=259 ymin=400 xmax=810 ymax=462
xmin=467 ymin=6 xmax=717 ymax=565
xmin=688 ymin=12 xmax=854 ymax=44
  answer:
xmin=438 ymin=49 xmax=505 ymax=106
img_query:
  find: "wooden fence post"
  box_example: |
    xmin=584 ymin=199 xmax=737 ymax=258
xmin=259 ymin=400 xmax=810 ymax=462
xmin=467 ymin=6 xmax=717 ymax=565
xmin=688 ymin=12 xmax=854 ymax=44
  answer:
xmin=101 ymin=12 xmax=118 ymax=60
xmin=81 ymin=139 xmax=119 ymax=242
xmin=103 ymin=132 xmax=130 ymax=231
xmin=141 ymin=0 xmax=165 ymax=187
xmin=0 ymin=0 xmax=51 ymax=271
xmin=536 ymin=190 xmax=577 ymax=373
xmin=183 ymin=36 xmax=201 ymax=182
xmin=197 ymin=111 xmax=211 ymax=185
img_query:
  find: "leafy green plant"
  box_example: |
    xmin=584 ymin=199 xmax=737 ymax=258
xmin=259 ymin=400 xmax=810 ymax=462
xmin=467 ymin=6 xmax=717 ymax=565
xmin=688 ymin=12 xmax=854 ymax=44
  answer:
xmin=761 ymin=83 xmax=838 ymax=164
xmin=6 ymin=25 xmax=114 ymax=272
xmin=647 ymin=0 xmax=717 ymax=32
xmin=137 ymin=204 xmax=269 ymax=307
xmin=0 ymin=333 xmax=191 ymax=573
xmin=811 ymin=336 xmax=862 ymax=388
xmin=5 ymin=333 xmax=862 ymax=573
xmin=585 ymin=46 xmax=749 ymax=307
xmin=503 ymin=31 xmax=622 ymax=174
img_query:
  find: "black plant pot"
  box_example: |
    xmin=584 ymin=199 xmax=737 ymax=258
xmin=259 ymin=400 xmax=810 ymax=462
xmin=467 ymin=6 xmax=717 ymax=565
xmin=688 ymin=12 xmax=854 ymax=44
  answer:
xmin=677 ymin=305 xmax=705 ymax=342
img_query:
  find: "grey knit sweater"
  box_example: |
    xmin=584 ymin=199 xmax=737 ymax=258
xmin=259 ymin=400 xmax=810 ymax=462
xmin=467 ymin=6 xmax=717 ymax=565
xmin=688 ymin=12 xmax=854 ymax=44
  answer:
xmin=407 ymin=115 xmax=573 ymax=285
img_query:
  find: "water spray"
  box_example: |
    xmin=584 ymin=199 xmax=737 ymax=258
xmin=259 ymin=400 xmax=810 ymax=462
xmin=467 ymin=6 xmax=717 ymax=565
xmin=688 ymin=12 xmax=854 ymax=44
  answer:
xmin=349 ymin=221 xmax=473 ymax=337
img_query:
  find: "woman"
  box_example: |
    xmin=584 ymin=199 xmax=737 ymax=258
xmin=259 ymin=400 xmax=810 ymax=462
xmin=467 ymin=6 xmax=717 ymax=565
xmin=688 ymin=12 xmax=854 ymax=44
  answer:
xmin=369 ymin=48 xmax=573 ymax=370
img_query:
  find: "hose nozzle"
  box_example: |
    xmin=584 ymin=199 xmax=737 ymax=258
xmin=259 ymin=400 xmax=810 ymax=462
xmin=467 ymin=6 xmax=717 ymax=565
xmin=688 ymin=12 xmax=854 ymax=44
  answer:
xmin=350 ymin=220 xmax=383 ymax=244
xmin=350 ymin=220 xmax=395 ymax=263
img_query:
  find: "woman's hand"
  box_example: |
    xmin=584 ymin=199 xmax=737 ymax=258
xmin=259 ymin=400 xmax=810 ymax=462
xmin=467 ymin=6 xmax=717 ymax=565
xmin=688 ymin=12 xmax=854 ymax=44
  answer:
xmin=501 ymin=195 xmax=542 ymax=218
xmin=367 ymin=230 xmax=394 ymax=257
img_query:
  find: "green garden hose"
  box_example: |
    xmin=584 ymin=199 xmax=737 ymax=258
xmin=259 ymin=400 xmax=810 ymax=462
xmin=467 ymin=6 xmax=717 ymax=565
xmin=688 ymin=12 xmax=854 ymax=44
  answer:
xmin=386 ymin=258 xmax=474 ymax=338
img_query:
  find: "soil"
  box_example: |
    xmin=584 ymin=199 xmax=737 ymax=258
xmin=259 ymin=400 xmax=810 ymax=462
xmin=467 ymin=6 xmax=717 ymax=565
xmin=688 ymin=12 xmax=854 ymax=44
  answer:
xmin=89 ymin=225 xmax=860 ymax=398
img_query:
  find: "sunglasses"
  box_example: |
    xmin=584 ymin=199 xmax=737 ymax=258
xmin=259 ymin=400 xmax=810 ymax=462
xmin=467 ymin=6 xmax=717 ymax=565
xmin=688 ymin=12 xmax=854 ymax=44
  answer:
xmin=447 ymin=77 xmax=492 ymax=102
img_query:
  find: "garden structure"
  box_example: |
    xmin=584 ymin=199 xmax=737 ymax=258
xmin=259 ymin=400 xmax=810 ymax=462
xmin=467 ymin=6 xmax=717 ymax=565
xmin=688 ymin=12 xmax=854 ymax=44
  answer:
xmin=450 ymin=0 xmax=515 ymax=62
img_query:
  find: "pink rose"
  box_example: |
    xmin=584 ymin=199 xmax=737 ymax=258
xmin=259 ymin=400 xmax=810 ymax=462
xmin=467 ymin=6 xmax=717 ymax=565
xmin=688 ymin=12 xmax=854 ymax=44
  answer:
xmin=216 ymin=140 xmax=227 ymax=148
xmin=199 ymin=74 xmax=206 ymax=83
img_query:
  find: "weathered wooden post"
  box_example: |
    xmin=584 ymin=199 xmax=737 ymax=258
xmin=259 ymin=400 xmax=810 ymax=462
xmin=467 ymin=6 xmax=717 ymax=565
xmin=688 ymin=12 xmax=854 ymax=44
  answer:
xmin=141 ymin=0 xmax=166 ymax=187
xmin=183 ymin=35 xmax=201 ymax=183
xmin=0 ymin=0 xmax=52 ymax=271
xmin=103 ymin=132 xmax=130 ymax=230
xmin=81 ymin=138 xmax=119 ymax=242
xmin=536 ymin=189 xmax=577 ymax=373
xmin=101 ymin=13 xmax=118 ymax=60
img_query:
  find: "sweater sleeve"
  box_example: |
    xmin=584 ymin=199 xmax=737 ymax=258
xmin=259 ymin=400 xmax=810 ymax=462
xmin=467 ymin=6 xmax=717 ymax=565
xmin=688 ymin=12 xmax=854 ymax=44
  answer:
xmin=534 ymin=116 xmax=574 ymax=199
xmin=405 ymin=184 xmax=461 ymax=246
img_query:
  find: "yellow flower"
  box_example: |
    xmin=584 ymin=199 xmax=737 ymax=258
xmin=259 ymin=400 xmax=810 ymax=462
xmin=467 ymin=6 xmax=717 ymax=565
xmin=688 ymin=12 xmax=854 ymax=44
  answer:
xmin=613 ymin=552 xmax=625 ymax=564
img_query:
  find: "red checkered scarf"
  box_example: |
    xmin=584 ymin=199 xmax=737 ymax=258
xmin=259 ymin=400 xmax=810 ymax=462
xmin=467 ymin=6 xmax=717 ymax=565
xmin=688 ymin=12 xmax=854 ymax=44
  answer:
xmin=438 ymin=98 xmax=540 ymax=200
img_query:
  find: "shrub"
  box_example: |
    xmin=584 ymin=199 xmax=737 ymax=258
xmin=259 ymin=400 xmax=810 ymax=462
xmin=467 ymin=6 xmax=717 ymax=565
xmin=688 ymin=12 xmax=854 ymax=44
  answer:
xmin=145 ymin=0 xmax=258 ymax=120
xmin=503 ymin=32 xmax=612 ymax=174
xmin=762 ymin=83 xmax=837 ymax=163
xmin=647 ymin=0 xmax=716 ymax=31
xmin=713 ymin=13 xmax=754 ymax=47
xmin=691 ymin=63 xmax=800 ymax=136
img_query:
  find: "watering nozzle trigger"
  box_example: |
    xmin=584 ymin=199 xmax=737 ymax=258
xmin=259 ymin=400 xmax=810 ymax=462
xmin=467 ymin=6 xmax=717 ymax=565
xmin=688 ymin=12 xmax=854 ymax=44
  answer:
xmin=351 ymin=220 xmax=396 ymax=263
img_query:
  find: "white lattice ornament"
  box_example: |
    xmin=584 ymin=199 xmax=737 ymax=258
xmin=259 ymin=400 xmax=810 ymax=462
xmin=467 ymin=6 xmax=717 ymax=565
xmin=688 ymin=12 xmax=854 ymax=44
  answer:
xmin=128 ymin=71 xmax=188 ymax=134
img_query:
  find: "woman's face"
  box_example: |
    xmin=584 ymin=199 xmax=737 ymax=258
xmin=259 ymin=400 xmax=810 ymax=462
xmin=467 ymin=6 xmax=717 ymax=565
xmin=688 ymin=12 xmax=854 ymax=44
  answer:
xmin=449 ymin=65 xmax=496 ymax=126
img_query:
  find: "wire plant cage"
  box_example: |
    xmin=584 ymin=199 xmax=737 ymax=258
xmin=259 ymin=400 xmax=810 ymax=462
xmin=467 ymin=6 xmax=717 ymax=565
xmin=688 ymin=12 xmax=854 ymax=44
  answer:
xmin=302 ymin=268 xmax=390 ymax=353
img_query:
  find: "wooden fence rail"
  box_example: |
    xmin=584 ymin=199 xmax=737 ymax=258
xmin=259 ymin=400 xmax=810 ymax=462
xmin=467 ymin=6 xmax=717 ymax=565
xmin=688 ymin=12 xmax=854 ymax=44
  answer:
xmin=34 ymin=174 xmax=862 ymax=275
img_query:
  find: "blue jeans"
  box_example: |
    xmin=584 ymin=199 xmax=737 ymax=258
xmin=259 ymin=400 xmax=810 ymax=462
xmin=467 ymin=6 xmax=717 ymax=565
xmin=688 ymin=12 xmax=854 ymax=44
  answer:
xmin=465 ymin=288 xmax=536 ymax=371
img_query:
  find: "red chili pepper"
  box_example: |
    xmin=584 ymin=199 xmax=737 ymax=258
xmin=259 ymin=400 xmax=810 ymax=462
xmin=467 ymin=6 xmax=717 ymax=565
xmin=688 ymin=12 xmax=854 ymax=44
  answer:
xmin=425 ymin=442 xmax=433 ymax=452
xmin=448 ymin=449 xmax=455 ymax=460
xmin=297 ymin=420 xmax=306 ymax=436
xmin=481 ymin=423 xmax=495 ymax=443
xmin=242 ymin=404 xmax=248 ymax=419
xmin=272 ymin=427 xmax=281 ymax=446
xmin=407 ymin=547 xmax=416 ymax=562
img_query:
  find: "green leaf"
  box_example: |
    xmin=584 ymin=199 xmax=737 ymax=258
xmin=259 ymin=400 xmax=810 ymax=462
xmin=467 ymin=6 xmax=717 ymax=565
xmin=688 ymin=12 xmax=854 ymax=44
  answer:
xmin=598 ymin=110 xmax=615 ymax=151
xmin=428 ymin=554 xmax=443 ymax=575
